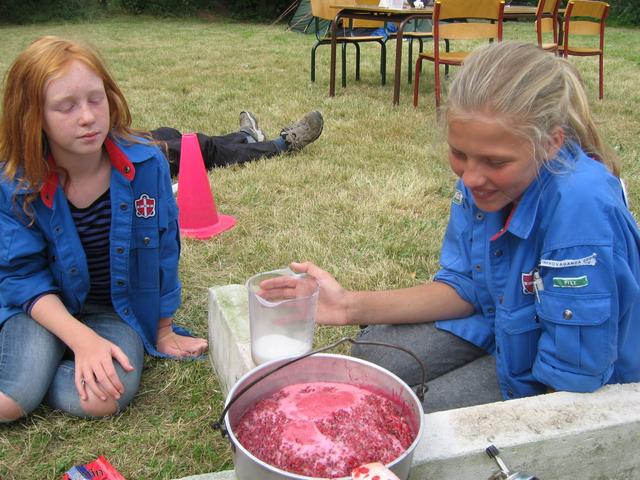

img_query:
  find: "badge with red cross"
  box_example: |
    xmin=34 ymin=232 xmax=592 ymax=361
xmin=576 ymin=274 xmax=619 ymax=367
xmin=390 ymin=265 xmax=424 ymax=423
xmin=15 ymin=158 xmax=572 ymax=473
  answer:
xmin=135 ymin=193 xmax=156 ymax=218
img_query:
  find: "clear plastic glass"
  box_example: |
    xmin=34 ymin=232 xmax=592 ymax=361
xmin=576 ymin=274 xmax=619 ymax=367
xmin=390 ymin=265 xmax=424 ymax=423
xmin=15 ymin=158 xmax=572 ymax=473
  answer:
xmin=246 ymin=268 xmax=319 ymax=365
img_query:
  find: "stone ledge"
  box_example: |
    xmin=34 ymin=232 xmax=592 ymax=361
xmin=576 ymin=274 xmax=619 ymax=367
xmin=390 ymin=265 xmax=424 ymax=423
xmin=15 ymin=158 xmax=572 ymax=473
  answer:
xmin=186 ymin=285 xmax=640 ymax=480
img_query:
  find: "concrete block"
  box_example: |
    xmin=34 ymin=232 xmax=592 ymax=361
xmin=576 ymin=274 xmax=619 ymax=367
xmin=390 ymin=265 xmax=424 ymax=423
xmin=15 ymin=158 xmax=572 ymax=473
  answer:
xmin=193 ymin=284 xmax=640 ymax=480
xmin=207 ymin=285 xmax=254 ymax=397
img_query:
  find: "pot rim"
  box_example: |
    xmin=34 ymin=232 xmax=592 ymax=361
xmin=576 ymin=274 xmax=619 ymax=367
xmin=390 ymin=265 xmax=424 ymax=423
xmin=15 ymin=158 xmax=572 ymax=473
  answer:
xmin=223 ymin=353 xmax=425 ymax=480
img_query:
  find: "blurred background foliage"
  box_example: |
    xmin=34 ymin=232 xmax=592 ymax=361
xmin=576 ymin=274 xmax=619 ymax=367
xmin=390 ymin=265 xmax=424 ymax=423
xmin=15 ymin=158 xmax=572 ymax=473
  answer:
xmin=0 ymin=0 xmax=638 ymax=25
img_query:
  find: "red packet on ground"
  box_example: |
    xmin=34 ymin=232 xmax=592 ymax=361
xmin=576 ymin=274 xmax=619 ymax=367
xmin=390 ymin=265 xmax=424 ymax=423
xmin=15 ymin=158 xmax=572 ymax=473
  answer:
xmin=62 ymin=455 xmax=125 ymax=480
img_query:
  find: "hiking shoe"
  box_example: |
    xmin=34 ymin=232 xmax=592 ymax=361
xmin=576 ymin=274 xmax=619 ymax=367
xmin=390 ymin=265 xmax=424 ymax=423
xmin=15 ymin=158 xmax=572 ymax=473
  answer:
xmin=279 ymin=111 xmax=324 ymax=151
xmin=239 ymin=111 xmax=266 ymax=142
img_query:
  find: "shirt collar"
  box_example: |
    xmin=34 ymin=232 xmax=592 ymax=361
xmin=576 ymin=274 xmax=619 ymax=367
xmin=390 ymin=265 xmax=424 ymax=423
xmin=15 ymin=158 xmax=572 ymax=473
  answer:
xmin=40 ymin=136 xmax=135 ymax=209
xmin=490 ymin=150 xmax=575 ymax=242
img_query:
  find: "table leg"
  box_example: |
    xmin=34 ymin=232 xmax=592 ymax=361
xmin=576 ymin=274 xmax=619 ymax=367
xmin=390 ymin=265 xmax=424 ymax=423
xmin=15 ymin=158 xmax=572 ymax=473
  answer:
xmin=329 ymin=13 xmax=340 ymax=98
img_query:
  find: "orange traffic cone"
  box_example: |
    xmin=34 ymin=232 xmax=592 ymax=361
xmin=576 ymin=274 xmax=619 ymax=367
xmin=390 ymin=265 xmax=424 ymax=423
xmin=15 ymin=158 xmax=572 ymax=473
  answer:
xmin=176 ymin=133 xmax=236 ymax=239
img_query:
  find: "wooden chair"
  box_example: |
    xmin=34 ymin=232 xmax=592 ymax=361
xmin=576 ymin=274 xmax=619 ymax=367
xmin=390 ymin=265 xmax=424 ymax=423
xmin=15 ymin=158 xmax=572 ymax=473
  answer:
xmin=562 ymin=0 xmax=609 ymax=99
xmin=535 ymin=0 xmax=562 ymax=52
xmin=310 ymin=0 xmax=386 ymax=88
xmin=413 ymin=0 xmax=505 ymax=108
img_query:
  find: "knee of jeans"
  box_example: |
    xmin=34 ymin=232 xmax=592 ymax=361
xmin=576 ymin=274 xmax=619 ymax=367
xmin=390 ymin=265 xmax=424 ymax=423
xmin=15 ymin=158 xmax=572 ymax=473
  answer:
xmin=0 ymin=392 xmax=26 ymax=423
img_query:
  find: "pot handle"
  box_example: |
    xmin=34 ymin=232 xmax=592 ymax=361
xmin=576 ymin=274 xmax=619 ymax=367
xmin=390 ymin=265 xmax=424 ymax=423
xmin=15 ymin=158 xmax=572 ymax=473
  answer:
xmin=211 ymin=337 xmax=427 ymax=438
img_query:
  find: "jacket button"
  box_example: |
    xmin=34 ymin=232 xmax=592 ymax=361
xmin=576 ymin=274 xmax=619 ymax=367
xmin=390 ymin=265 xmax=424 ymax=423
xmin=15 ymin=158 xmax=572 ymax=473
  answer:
xmin=116 ymin=280 xmax=125 ymax=287
xmin=143 ymin=237 xmax=150 ymax=245
xmin=54 ymin=226 xmax=63 ymax=234
xmin=494 ymin=249 xmax=503 ymax=257
xmin=124 ymin=166 xmax=131 ymax=173
xmin=563 ymin=309 xmax=573 ymax=320
xmin=120 ymin=203 xmax=128 ymax=211
xmin=70 ymin=267 xmax=77 ymax=274
xmin=116 ymin=247 xmax=124 ymax=254
xmin=475 ymin=264 xmax=481 ymax=271
xmin=475 ymin=213 xmax=484 ymax=221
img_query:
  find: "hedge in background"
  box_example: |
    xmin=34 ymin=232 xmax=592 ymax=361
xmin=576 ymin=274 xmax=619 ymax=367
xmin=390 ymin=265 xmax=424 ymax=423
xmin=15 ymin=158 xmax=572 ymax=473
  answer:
xmin=0 ymin=0 xmax=637 ymax=28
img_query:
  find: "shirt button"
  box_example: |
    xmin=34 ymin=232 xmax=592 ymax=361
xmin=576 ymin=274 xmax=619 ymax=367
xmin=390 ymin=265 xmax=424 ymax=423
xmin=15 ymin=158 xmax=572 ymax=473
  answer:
xmin=494 ymin=249 xmax=503 ymax=257
xmin=120 ymin=203 xmax=128 ymax=211
xmin=143 ymin=237 xmax=151 ymax=245
xmin=54 ymin=226 xmax=63 ymax=234
xmin=475 ymin=264 xmax=482 ymax=271
xmin=116 ymin=247 xmax=124 ymax=254
xmin=563 ymin=309 xmax=573 ymax=320
xmin=475 ymin=213 xmax=484 ymax=221
xmin=124 ymin=308 xmax=130 ymax=315
xmin=124 ymin=166 xmax=131 ymax=173
xmin=116 ymin=280 xmax=125 ymax=287
xmin=70 ymin=267 xmax=78 ymax=274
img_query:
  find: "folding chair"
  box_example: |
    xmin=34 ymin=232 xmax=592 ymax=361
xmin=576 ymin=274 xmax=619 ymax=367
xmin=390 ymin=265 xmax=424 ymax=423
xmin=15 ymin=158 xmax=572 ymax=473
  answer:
xmin=413 ymin=0 xmax=505 ymax=108
xmin=310 ymin=0 xmax=386 ymax=87
xmin=562 ymin=0 xmax=609 ymax=99
xmin=535 ymin=0 xmax=562 ymax=52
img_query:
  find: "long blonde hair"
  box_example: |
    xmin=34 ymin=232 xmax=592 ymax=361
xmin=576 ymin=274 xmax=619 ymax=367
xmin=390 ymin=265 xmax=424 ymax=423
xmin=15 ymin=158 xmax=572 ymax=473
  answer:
xmin=0 ymin=35 xmax=139 ymax=213
xmin=445 ymin=41 xmax=618 ymax=176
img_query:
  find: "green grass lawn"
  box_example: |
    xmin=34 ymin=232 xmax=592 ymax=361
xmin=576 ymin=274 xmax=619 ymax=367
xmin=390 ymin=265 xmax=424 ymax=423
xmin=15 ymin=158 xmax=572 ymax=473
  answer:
xmin=0 ymin=15 xmax=639 ymax=479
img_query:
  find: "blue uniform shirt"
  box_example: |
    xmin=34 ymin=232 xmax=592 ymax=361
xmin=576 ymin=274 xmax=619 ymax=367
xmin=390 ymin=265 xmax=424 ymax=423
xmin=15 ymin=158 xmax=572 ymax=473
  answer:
xmin=434 ymin=145 xmax=640 ymax=399
xmin=0 ymin=135 xmax=183 ymax=356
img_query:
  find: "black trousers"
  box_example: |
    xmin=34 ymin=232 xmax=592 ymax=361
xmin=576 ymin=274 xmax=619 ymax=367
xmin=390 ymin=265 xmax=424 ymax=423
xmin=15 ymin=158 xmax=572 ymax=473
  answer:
xmin=150 ymin=128 xmax=281 ymax=177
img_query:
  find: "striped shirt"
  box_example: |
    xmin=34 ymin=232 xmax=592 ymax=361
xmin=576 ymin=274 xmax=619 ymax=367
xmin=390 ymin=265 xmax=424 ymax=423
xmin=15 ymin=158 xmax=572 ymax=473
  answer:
xmin=68 ymin=189 xmax=112 ymax=305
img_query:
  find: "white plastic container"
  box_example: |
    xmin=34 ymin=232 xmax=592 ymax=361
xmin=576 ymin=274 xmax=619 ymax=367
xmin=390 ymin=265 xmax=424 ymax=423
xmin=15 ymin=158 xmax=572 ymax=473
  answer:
xmin=246 ymin=268 xmax=319 ymax=365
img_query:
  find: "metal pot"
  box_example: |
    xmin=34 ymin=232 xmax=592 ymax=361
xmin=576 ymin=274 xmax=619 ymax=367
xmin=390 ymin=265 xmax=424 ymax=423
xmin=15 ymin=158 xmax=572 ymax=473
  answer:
xmin=220 ymin=353 xmax=424 ymax=480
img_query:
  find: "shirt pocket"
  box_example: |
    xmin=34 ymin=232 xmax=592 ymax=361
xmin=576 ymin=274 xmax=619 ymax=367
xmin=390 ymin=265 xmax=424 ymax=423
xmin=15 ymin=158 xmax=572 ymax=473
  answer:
xmin=501 ymin=302 xmax=541 ymax=376
xmin=536 ymin=291 xmax=612 ymax=374
xmin=130 ymin=228 xmax=160 ymax=291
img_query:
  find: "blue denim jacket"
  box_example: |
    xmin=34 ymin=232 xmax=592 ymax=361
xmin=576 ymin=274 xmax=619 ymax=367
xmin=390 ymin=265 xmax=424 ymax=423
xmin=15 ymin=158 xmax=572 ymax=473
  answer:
xmin=434 ymin=145 xmax=640 ymax=399
xmin=0 ymin=135 xmax=181 ymax=356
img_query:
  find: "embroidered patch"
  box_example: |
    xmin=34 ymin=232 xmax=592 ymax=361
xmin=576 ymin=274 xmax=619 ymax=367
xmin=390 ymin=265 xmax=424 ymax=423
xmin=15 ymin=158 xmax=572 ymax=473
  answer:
xmin=553 ymin=276 xmax=589 ymax=288
xmin=521 ymin=271 xmax=535 ymax=295
xmin=452 ymin=190 xmax=464 ymax=205
xmin=135 ymin=193 xmax=156 ymax=218
xmin=539 ymin=253 xmax=597 ymax=269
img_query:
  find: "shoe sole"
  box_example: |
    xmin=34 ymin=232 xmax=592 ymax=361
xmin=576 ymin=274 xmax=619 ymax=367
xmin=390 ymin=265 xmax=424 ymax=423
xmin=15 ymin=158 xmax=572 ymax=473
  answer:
xmin=240 ymin=111 xmax=265 ymax=142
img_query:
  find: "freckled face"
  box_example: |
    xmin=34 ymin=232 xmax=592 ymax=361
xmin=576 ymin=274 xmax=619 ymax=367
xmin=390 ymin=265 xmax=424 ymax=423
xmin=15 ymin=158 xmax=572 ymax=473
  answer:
xmin=42 ymin=60 xmax=110 ymax=162
xmin=447 ymin=114 xmax=539 ymax=212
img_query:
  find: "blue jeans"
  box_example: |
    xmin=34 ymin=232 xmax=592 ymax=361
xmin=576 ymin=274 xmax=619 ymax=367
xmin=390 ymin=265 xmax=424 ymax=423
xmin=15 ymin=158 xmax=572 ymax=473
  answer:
xmin=0 ymin=304 xmax=144 ymax=419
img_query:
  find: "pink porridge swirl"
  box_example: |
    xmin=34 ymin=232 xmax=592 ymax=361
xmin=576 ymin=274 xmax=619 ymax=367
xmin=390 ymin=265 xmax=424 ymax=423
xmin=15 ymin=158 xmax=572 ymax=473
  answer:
xmin=234 ymin=382 xmax=417 ymax=478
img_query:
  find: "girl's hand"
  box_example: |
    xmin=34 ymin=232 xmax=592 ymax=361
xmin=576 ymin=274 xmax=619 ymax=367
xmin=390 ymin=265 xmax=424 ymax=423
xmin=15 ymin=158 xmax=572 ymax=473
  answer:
xmin=71 ymin=330 xmax=134 ymax=402
xmin=258 ymin=261 xmax=351 ymax=326
xmin=157 ymin=318 xmax=208 ymax=358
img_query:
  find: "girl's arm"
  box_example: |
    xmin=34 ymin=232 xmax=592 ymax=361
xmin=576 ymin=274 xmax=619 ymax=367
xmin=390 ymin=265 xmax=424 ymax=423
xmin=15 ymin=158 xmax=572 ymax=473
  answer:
xmin=260 ymin=261 xmax=475 ymax=327
xmin=30 ymin=294 xmax=134 ymax=401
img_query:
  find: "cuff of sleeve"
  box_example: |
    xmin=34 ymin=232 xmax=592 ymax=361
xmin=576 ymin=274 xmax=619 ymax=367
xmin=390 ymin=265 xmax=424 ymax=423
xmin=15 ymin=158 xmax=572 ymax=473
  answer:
xmin=23 ymin=290 xmax=59 ymax=316
xmin=532 ymin=358 xmax=613 ymax=393
xmin=433 ymin=270 xmax=479 ymax=309
xmin=159 ymin=285 xmax=182 ymax=319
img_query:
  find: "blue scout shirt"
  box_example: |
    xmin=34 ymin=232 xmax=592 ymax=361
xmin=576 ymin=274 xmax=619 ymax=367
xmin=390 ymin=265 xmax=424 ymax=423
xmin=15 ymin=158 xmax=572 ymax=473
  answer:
xmin=0 ymin=135 xmax=183 ymax=356
xmin=434 ymin=145 xmax=640 ymax=399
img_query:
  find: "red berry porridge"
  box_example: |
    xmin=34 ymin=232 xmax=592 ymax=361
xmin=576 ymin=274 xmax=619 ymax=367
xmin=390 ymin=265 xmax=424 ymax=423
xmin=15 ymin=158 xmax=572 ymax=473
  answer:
xmin=234 ymin=382 xmax=417 ymax=478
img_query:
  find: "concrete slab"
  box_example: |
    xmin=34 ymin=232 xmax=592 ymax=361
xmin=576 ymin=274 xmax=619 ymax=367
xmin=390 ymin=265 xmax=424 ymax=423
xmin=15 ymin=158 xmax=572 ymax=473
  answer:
xmin=207 ymin=285 xmax=254 ymax=396
xmin=191 ymin=285 xmax=640 ymax=480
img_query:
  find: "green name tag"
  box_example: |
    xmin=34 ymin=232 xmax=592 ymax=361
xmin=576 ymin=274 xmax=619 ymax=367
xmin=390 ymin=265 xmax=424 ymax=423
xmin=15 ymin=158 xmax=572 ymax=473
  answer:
xmin=553 ymin=275 xmax=589 ymax=288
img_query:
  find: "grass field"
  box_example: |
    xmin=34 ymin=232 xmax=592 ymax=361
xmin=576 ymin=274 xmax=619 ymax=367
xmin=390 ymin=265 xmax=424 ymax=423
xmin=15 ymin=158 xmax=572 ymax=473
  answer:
xmin=0 ymin=14 xmax=639 ymax=479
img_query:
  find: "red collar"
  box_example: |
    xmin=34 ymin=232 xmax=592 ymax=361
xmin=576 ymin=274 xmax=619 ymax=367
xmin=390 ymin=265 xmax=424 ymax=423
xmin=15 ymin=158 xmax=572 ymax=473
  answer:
xmin=490 ymin=204 xmax=517 ymax=242
xmin=40 ymin=136 xmax=135 ymax=208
